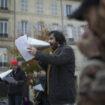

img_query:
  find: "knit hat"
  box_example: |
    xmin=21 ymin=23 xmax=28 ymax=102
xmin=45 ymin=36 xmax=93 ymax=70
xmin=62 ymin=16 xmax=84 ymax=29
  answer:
xmin=67 ymin=0 xmax=99 ymax=21
xmin=11 ymin=59 xmax=18 ymax=66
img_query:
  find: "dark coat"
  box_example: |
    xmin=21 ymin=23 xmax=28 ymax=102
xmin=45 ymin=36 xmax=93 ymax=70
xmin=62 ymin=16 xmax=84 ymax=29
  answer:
xmin=39 ymin=76 xmax=46 ymax=89
xmin=35 ymin=45 xmax=76 ymax=104
xmin=8 ymin=67 xmax=26 ymax=96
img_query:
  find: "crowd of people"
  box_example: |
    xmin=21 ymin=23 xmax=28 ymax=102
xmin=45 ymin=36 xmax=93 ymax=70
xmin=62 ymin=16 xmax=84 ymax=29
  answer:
xmin=1 ymin=0 xmax=105 ymax=105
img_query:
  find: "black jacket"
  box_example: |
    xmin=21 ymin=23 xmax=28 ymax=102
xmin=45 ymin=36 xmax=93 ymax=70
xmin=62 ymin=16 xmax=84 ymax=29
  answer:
xmin=35 ymin=45 xmax=76 ymax=104
xmin=8 ymin=67 xmax=26 ymax=96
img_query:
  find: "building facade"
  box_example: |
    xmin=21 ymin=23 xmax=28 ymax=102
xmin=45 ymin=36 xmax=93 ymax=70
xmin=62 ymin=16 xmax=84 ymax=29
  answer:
xmin=0 ymin=0 xmax=87 ymax=82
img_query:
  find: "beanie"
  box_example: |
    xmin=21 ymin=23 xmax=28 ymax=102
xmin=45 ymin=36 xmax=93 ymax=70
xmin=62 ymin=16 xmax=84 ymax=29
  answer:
xmin=11 ymin=59 xmax=18 ymax=66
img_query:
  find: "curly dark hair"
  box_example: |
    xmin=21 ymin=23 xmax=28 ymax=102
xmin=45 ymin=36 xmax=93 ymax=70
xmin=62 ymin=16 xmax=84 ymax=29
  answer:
xmin=49 ymin=31 xmax=66 ymax=45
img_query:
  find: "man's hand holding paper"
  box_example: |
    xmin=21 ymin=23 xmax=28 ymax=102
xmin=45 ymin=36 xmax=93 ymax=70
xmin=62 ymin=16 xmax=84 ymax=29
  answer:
xmin=15 ymin=35 xmax=50 ymax=61
xmin=28 ymin=46 xmax=37 ymax=55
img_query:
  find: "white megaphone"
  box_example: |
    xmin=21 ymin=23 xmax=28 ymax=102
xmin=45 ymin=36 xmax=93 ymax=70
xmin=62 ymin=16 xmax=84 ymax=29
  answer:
xmin=27 ymin=37 xmax=50 ymax=48
xmin=0 ymin=69 xmax=13 ymax=80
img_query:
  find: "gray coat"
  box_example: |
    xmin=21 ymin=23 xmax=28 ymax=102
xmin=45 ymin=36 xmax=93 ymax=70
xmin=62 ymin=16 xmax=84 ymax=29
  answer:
xmin=35 ymin=45 xmax=76 ymax=104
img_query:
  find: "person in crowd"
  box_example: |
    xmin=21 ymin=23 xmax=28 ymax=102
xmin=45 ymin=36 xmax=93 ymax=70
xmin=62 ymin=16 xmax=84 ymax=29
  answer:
xmin=68 ymin=0 xmax=105 ymax=105
xmin=8 ymin=59 xmax=26 ymax=105
xmin=76 ymin=28 xmax=105 ymax=105
xmin=67 ymin=0 xmax=100 ymax=35
xmin=34 ymin=70 xmax=49 ymax=105
xmin=28 ymin=31 xmax=76 ymax=105
xmin=39 ymin=70 xmax=46 ymax=89
xmin=91 ymin=70 xmax=105 ymax=105
xmin=67 ymin=0 xmax=105 ymax=60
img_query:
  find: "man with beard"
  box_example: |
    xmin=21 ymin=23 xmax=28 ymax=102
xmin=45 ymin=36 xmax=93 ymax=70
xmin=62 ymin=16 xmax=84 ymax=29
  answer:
xmin=28 ymin=31 xmax=76 ymax=105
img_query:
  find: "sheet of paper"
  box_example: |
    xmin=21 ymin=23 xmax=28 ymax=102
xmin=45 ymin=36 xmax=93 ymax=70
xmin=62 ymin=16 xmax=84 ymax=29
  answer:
xmin=15 ymin=35 xmax=34 ymax=61
xmin=3 ymin=76 xmax=16 ymax=83
xmin=33 ymin=84 xmax=44 ymax=91
xmin=27 ymin=37 xmax=50 ymax=48
xmin=0 ymin=69 xmax=13 ymax=79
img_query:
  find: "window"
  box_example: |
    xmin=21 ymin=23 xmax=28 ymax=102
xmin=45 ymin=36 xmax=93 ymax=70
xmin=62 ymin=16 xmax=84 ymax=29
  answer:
xmin=64 ymin=5 xmax=78 ymax=16
xmin=71 ymin=5 xmax=78 ymax=14
xmin=73 ymin=26 xmax=85 ymax=42
xmin=21 ymin=0 xmax=28 ymax=12
xmin=66 ymin=5 xmax=71 ymax=16
xmin=0 ymin=0 xmax=8 ymax=10
xmin=66 ymin=25 xmax=74 ymax=42
xmin=50 ymin=24 xmax=58 ymax=31
xmin=73 ymin=26 xmax=79 ymax=42
xmin=34 ymin=22 xmax=47 ymax=37
xmin=21 ymin=21 xmax=28 ymax=35
xmin=37 ymin=1 xmax=43 ymax=14
xmin=51 ymin=3 xmax=58 ymax=16
xmin=18 ymin=21 xmax=32 ymax=35
xmin=0 ymin=20 xmax=8 ymax=37
xmin=66 ymin=26 xmax=79 ymax=42
xmin=34 ymin=22 xmax=41 ymax=37
xmin=80 ymin=26 xmax=85 ymax=35
xmin=35 ymin=22 xmax=46 ymax=31
xmin=0 ymin=48 xmax=8 ymax=67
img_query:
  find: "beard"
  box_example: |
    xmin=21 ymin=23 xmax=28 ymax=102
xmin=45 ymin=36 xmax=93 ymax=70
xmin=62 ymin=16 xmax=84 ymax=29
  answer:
xmin=50 ymin=42 xmax=58 ymax=51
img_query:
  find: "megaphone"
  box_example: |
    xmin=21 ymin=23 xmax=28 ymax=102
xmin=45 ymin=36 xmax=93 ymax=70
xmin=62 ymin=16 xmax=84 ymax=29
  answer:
xmin=0 ymin=69 xmax=13 ymax=80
